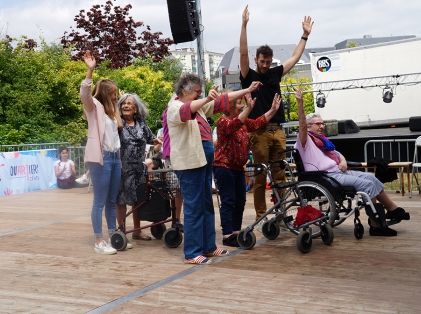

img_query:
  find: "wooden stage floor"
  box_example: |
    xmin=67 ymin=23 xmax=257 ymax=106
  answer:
xmin=0 ymin=187 xmax=420 ymax=313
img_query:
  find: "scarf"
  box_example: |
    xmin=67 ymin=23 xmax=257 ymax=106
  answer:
xmin=308 ymin=131 xmax=340 ymax=165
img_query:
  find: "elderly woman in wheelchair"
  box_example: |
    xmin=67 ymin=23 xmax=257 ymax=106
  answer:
xmin=294 ymin=90 xmax=410 ymax=237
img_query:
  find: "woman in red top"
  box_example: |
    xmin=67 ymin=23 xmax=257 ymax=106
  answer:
xmin=213 ymin=93 xmax=281 ymax=246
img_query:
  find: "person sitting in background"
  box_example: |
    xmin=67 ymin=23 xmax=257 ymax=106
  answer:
xmin=54 ymin=147 xmax=76 ymax=189
xmin=213 ymin=92 xmax=281 ymax=247
xmin=294 ymin=90 xmax=410 ymax=236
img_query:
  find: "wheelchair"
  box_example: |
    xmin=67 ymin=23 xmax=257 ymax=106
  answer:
xmin=238 ymin=153 xmax=336 ymax=253
xmin=292 ymin=150 xmax=388 ymax=240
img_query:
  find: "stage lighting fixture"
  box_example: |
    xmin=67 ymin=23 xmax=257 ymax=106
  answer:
xmin=382 ymin=86 xmax=394 ymax=103
xmin=316 ymin=91 xmax=326 ymax=108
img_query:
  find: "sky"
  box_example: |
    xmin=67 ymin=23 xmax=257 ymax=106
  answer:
xmin=1 ymin=0 xmax=421 ymax=54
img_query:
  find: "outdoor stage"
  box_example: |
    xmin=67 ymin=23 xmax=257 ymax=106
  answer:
xmin=0 ymin=187 xmax=420 ymax=313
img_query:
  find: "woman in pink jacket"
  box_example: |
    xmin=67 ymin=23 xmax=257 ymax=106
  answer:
xmin=80 ymin=51 xmax=124 ymax=255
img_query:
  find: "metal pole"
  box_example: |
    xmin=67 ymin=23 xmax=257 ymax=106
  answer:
xmin=195 ymin=0 xmax=206 ymax=95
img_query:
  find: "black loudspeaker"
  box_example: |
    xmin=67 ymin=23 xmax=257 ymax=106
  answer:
xmin=166 ymin=0 xmax=200 ymax=44
xmin=409 ymin=116 xmax=421 ymax=131
xmin=338 ymin=120 xmax=360 ymax=134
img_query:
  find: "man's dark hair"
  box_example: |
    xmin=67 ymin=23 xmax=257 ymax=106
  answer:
xmin=256 ymin=45 xmax=273 ymax=58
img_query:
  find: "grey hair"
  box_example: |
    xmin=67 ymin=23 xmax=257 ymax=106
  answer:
xmin=174 ymin=73 xmax=202 ymax=96
xmin=117 ymin=93 xmax=148 ymax=121
xmin=306 ymin=112 xmax=322 ymax=124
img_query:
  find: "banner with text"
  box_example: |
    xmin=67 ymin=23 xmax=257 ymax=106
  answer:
xmin=0 ymin=149 xmax=57 ymax=196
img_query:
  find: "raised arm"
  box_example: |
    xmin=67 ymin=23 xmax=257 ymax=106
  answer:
xmin=263 ymin=93 xmax=282 ymax=121
xmin=227 ymin=81 xmax=262 ymax=102
xmin=237 ymin=93 xmax=255 ymax=123
xmin=296 ymin=90 xmax=308 ymax=147
xmin=189 ymin=88 xmax=220 ymax=113
xmin=239 ymin=5 xmax=250 ymax=79
xmin=282 ymin=16 xmax=314 ymax=75
xmin=80 ymin=50 xmax=96 ymax=112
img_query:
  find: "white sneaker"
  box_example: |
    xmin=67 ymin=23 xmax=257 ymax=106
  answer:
xmin=125 ymin=242 xmax=133 ymax=250
xmin=94 ymin=240 xmax=117 ymax=255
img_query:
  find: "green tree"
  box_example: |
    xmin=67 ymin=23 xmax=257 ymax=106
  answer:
xmin=280 ymin=76 xmax=314 ymax=121
xmin=0 ymin=37 xmax=87 ymax=145
xmin=0 ymin=36 xmax=178 ymax=145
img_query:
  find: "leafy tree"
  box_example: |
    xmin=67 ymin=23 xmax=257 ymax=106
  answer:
xmin=280 ymin=76 xmax=314 ymax=121
xmin=134 ymin=57 xmax=183 ymax=85
xmin=99 ymin=64 xmax=174 ymax=132
xmin=0 ymin=37 xmax=87 ymax=145
xmin=0 ymin=34 xmax=178 ymax=145
xmin=61 ymin=0 xmax=173 ymax=68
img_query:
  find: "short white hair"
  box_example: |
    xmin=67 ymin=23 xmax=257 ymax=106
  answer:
xmin=306 ymin=113 xmax=322 ymax=124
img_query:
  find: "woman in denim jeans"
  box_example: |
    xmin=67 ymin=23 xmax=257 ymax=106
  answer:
xmin=80 ymin=50 xmax=123 ymax=255
xmin=166 ymin=73 xmax=261 ymax=264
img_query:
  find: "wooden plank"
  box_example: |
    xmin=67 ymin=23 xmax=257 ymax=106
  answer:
xmin=0 ymin=188 xmax=420 ymax=313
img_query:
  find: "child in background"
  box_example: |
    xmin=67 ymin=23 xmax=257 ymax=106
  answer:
xmin=54 ymin=147 xmax=76 ymax=189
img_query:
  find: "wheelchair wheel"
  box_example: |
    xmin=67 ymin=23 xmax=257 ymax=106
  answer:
xmin=332 ymin=198 xmax=353 ymax=227
xmin=151 ymin=223 xmax=167 ymax=239
xmin=320 ymin=224 xmax=334 ymax=245
xmin=354 ymin=223 xmax=364 ymax=240
xmin=237 ymin=230 xmax=256 ymax=250
xmin=297 ymin=230 xmax=312 ymax=253
xmin=262 ymin=220 xmax=280 ymax=240
xmin=284 ymin=181 xmax=336 ymax=237
xmin=163 ymin=228 xmax=183 ymax=248
xmin=110 ymin=230 xmax=127 ymax=251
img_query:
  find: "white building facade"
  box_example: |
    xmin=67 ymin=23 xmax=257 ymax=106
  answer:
xmin=170 ymin=48 xmax=223 ymax=80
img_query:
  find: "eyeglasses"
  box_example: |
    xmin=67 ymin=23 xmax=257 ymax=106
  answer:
xmin=309 ymin=122 xmax=325 ymax=126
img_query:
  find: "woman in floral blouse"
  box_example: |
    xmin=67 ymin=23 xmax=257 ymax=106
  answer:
xmin=117 ymin=93 xmax=161 ymax=242
xmin=213 ymin=93 xmax=281 ymax=247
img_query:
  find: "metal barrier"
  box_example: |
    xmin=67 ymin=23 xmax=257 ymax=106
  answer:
xmin=68 ymin=146 xmax=87 ymax=177
xmin=0 ymin=143 xmax=87 ymax=177
xmin=0 ymin=142 xmax=70 ymax=152
xmin=364 ymin=139 xmax=416 ymax=162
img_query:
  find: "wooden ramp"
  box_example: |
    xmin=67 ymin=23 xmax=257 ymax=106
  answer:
xmin=0 ymin=188 xmax=420 ymax=313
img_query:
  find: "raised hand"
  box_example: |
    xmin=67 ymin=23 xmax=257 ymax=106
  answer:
xmin=247 ymin=81 xmax=263 ymax=93
xmin=82 ymin=50 xmax=96 ymax=70
xmin=295 ymin=90 xmax=303 ymax=102
xmin=302 ymin=16 xmax=314 ymax=36
xmin=207 ymin=87 xmax=220 ymax=101
xmin=244 ymin=93 xmax=256 ymax=110
xmin=242 ymin=5 xmax=249 ymax=26
xmin=271 ymin=93 xmax=281 ymax=111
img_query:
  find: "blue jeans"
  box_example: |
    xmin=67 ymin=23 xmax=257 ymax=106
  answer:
xmin=213 ymin=166 xmax=246 ymax=235
xmin=88 ymin=151 xmax=122 ymax=239
xmin=175 ymin=141 xmax=216 ymax=259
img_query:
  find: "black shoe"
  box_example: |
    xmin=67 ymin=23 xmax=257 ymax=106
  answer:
xmin=386 ymin=207 xmax=410 ymax=224
xmin=222 ymin=234 xmax=239 ymax=247
xmin=369 ymin=226 xmax=397 ymax=237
